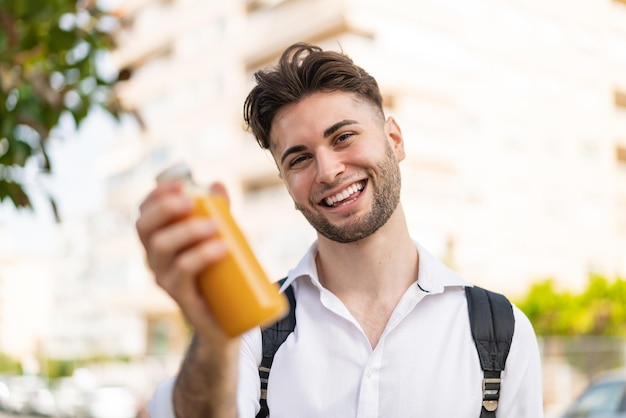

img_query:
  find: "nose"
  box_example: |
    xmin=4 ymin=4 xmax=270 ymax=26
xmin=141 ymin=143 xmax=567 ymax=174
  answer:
xmin=315 ymin=149 xmax=344 ymax=184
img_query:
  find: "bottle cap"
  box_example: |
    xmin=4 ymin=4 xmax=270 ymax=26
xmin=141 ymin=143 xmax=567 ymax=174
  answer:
xmin=156 ymin=162 xmax=193 ymax=183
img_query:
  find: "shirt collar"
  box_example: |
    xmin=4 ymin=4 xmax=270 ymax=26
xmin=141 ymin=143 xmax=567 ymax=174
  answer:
xmin=414 ymin=241 xmax=469 ymax=293
xmin=279 ymin=240 xmax=470 ymax=294
xmin=279 ymin=242 xmax=320 ymax=292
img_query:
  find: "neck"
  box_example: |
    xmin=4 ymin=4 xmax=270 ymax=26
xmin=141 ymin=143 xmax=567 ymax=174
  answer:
xmin=315 ymin=205 xmax=418 ymax=299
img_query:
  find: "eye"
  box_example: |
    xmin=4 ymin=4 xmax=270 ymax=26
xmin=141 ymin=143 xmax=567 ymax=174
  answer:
xmin=335 ymin=131 xmax=354 ymax=144
xmin=288 ymin=154 xmax=311 ymax=168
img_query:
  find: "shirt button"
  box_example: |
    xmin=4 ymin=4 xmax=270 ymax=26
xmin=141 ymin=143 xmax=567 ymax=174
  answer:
xmin=366 ymin=370 xmax=372 ymax=378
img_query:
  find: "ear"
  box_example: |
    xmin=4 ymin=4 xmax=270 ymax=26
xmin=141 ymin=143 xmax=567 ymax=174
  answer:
xmin=385 ymin=116 xmax=406 ymax=162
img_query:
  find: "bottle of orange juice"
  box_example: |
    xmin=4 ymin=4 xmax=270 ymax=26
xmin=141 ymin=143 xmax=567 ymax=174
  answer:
xmin=156 ymin=163 xmax=288 ymax=337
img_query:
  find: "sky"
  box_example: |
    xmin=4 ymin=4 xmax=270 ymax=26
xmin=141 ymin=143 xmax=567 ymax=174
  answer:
xmin=0 ymin=108 xmax=126 ymax=257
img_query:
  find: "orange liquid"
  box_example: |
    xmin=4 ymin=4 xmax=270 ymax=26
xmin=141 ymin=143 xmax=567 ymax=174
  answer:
xmin=191 ymin=193 xmax=288 ymax=337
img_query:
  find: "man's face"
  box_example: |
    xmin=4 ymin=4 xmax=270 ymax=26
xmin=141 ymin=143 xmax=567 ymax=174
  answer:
xmin=269 ymin=91 xmax=405 ymax=243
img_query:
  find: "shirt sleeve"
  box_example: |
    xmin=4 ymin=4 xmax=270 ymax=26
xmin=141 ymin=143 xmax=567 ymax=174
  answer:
xmin=146 ymin=376 xmax=176 ymax=418
xmin=498 ymin=305 xmax=544 ymax=418
xmin=237 ymin=327 xmax=263 ymax=417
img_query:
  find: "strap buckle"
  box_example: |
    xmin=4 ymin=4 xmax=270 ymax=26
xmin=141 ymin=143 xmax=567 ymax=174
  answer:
xmin=482 ymin=377 xmax=501 ymax=412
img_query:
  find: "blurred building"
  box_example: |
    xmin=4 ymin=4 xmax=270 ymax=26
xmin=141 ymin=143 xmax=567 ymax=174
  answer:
xmin=109 ymin=0 xmax=626 ymax=297
xmin=51 ymin=0 xmax=621 ymax=377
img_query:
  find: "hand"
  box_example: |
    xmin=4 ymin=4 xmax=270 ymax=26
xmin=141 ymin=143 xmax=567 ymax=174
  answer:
xmin=137 ymin=180 xmax=240 ymax=417
xmin=135 ymin=180 xmax=233 ymax=345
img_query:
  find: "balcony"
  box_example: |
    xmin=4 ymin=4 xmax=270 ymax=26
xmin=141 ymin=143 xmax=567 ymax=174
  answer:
xmin=242 ymin=0 xmax=374 ymax=70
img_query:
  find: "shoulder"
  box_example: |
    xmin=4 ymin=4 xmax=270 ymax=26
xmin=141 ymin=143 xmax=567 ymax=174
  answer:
xmin=511 ymin=304 xmax=540 ymax=346
xmin=464 ymin=286 xmax=538 ymax=346
xmin=506 ymin=303 xmax=542 ymax=382
xmin=240 ymin=326 xmax=263 ymax=365
xmin=499 ymin=305 xmax=544 ymax=415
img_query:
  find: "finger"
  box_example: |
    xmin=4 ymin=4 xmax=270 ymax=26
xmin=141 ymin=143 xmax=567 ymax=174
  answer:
xmin=147 ymin=218 xmax=220 ymax=273
xmin=160 ymin=239 xmax=228 ymax=299
xmin=136 ymin=193 xmax=194 ymax=247
xmin=159 ymin=239 xmax=230 ymax=341
xmin=138 ymin=180 xmax=184 ymax=213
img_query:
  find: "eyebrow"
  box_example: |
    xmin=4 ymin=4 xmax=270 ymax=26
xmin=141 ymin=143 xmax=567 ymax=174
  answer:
xmin=280 ymin=144 xmax=307 ymax=166
xmin=280 ymin=119 xmax=358 ymax=165
xmin=323 ymin=119 xmax=357 ymax=138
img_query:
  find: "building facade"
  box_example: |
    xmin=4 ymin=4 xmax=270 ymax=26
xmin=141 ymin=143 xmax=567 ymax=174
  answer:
xmin=111 ymin=0 xmax=626 ymax=297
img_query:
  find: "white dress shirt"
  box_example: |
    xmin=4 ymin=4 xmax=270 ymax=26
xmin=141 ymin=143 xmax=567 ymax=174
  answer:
xmin=147 ymin=242 xmax=543 ymax=417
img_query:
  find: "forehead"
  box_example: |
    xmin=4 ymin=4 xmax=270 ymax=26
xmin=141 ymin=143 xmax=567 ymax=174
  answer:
xmin=269 ymin=91 xmax=376 ymax=152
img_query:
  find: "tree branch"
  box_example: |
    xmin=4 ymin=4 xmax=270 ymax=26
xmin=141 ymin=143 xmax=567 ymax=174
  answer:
xmin=0 ymin=10 xmax=18 ymax=51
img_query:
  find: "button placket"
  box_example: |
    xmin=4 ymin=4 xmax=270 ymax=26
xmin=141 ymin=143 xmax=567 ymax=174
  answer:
xmin=356 ymin=340 xmax=384 ymax=418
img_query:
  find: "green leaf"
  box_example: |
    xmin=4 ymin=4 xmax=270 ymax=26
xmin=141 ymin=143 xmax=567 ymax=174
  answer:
xmin=0 ymin=0 xmax=122 ymax=216
xmin=516 ymin=275 xmax=626 ymax=337
xmin=0 ymin=178 xmax=32 ymax=208
xmin=49 ymin=25 xmax=76 ymax=52
xmin=0 ymin=137 xmax=34 ymax=166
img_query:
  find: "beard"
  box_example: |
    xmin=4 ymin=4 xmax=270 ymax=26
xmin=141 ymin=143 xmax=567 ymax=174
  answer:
xmin=295 ymin=142 xmax=402 ymax=244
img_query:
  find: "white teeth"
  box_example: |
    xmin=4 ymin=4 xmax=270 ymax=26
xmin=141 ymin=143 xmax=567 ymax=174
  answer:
xmin=324 ymin=182 xmax=364 ymax=206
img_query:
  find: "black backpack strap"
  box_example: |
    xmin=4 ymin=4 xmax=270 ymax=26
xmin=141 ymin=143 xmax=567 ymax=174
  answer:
xmin=256 ymin=279 xmax=296 ymax=418
xmin=465 ymin=286 xmax=515 ymax=418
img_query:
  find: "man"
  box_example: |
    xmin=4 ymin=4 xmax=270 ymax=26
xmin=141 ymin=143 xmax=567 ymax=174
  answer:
xmin=136 ymin=43 xmax=543 ymax=417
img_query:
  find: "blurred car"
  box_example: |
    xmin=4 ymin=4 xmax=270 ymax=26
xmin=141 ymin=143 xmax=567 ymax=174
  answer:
xmin=0 ymin=376 xmax=9 ymax=410
xmin=53 ymin=376 xmax=84 ymax=417
xmin=2 ymin=375 xmax=34 ymax=413
xmin=24 ymin=387 xmax=56 ymax=416
xmin=560 ymin=370 xmax=626 ymax=418
xmin=76 ymin=386 xmax=138 ymax=418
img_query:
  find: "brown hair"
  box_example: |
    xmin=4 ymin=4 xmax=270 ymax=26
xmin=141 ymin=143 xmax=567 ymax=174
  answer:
xmin=243 ymin=42 xmax=384 ymax=149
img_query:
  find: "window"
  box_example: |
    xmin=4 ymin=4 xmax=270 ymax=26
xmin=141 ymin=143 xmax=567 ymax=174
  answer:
xmin=616 ymin=90 xmax=626 ymax=109
xmin=382 ymin=93 xmax=396 ymax=111
xmin=617 ymin=145 xmax=626 ymax=166
xmin=246 ymin=0 xmax=289 ymax=13
xmin=242 ymin=173 xmax=282 ymax=196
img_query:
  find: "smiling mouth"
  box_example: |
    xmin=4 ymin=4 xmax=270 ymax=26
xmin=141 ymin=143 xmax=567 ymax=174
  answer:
xmin=320 ymin=180 xmax=366 ymax=208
